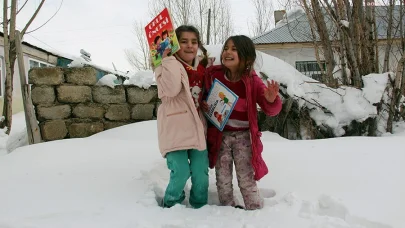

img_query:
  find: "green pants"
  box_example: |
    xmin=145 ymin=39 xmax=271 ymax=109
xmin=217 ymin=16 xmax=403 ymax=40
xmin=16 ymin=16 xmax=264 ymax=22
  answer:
xmin=164 ymin=149 xmax=209 ymax=208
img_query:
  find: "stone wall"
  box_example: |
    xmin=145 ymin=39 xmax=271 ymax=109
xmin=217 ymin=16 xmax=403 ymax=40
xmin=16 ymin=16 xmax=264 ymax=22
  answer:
xmin=29 ymin=67 xmax=159 ymax=141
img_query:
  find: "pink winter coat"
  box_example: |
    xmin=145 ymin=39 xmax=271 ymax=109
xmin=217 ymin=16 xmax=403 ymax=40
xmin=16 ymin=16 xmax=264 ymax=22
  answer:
xmin=155 ymin=56 xmax=207 ymax=157
xmin=204 ymin=66 xmax=282 ymax=180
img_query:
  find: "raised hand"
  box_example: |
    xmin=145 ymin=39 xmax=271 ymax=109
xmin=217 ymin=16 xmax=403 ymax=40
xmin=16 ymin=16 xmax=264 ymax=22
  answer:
xmin=264 ymin=80 xmax=280 ymax=103
xmin=162 ymin=48 xmax=172 ymax=59
xmin=207 ymin=57 xmax=216 ymax=67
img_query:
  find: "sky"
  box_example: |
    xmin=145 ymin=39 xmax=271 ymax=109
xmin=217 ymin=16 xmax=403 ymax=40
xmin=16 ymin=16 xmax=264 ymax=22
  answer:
xmin=9 ymin=0 xmax=274 ymax=72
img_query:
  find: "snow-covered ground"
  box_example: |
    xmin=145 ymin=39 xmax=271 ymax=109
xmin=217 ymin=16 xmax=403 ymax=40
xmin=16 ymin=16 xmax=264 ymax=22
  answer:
xmin=0 ymin=112 xmax=28 ymax=156
xmin=0 ymin=113 xmax=404 ymax=228
xmin=0 ymin=42 xmax=403 ymax=228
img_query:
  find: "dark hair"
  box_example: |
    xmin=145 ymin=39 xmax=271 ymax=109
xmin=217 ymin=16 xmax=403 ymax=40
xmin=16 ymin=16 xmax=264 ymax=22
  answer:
xmin=175 ymin=25 xmax=208 ymax=67
xmin=221 ymin=35 xmax=256 ymax=78
xmin=162 ymin=30 xmax=168 ymax=38
xmin=154 ymin=35 xmax=161 ymax=44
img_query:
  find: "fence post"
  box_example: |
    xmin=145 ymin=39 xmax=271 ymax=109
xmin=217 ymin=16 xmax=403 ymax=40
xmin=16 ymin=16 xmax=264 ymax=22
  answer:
xmin=15 ymin=30 xmax=42 ymax=144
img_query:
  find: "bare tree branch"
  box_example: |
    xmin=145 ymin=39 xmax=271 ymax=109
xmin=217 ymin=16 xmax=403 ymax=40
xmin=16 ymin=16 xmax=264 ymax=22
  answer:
xmin=21 ymin=0 xmax=46 ymax=36
xmin=125 ymin=20 xmax=152 ymax=71
xmin=3 ymin=0 xmax=10 ymax=39
xmin=9 ymin=0 xmax=17 ymax=40
xmin=26 ymin=0 xmax=64 ymax=34
xmin=146 ymin=0 xmax=233 ymax=45
xmin=0 ymin=0 xmax=29 ymax=27
xmin=196 ymin=0 xmax=209 ymax=43
xmin=383 ymin=0 xmax=394 ymax=72
xmin=250 ymin=0 xmax=274 ymax=37
xmin=17 ymin=0 xmax=29 ymax=14
xmin=148 ymin=0 xmax=194 ymax=27
xmin=208 ymin=0 xmax=233 ymax=44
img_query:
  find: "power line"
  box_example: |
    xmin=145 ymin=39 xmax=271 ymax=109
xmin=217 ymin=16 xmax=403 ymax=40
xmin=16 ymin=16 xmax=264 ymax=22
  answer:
xmin=24 ymin=33 xmax=60 ymax=52
xmin=46 ymin=32 xmax=130 ymax=44
xmin=0 ymin=15 xmax=60 ymax=52
xmin=38 ymin=24 xmax=133 ymax=34
xmin=26 ymin=0 xmax=64 ymax=34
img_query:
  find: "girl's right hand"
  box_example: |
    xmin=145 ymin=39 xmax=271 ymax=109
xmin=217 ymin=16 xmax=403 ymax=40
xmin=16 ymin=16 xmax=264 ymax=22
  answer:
xmin=162 ymin=48 xmax=172 ymax=59
xmin=201 ymin=100 xmax=209 ymax=112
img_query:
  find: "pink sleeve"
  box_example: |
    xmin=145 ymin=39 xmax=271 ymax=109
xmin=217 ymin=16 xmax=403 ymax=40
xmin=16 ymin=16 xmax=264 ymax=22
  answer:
xmin=254 ymin=75 xmax=282 ymax=116
xmin=155 ymin=57 xmax=182 ymax=98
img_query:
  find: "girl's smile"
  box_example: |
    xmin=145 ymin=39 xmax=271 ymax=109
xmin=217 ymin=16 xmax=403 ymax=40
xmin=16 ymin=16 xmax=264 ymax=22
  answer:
xmin=176 ymin=32 xmax=199 ymax=65
xmin=221 ymin=40 xmax=239 ymax=72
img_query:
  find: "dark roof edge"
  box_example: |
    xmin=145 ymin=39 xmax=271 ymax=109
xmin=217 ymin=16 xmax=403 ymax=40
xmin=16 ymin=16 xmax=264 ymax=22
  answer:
xmin=0 ymin=31 xmax=72 ymax=60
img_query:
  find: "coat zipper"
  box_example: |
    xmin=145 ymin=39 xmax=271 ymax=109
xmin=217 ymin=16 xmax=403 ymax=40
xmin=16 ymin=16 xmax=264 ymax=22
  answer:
xmin=167 ymin=110 xmax=187 ymax=117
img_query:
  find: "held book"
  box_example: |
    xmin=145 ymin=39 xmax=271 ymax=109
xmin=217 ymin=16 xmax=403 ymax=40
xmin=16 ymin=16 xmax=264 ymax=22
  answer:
xmin=144 ymin=8 xmax=180 ymax=68
xmin=203 ymin=79 xmax=239 ymax=131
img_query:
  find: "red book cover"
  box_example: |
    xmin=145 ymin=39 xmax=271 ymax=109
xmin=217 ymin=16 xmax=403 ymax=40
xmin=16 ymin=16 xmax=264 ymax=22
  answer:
xmin=145 ymin=8 xmax=180 ymax=68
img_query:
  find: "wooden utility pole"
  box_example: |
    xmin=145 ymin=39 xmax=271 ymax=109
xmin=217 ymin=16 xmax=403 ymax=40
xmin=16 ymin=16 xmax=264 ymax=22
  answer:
xmin=207 ymin=8 xmax=211 ymax=45
xmin=15 ymin=30 xmax=42 ymax=144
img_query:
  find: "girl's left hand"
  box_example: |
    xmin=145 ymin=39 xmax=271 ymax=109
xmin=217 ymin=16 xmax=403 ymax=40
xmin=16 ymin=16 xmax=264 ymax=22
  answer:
xmin=207 ymin=57 xmax=216 ymax=67
xmin=162 ymin=48 xmax=172 ymax=59
xmin=264 ymin=80 xmax=279 ymax=103
xmin=201 ymin=100 xmax=209 ymax=112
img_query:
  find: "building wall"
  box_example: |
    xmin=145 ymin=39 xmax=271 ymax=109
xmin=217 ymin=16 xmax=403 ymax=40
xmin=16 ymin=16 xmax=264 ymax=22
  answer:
xmin=258 ymin=46 xmax=317 ymax=70
xmin=0 ymin=37 xmax=59 ymax=114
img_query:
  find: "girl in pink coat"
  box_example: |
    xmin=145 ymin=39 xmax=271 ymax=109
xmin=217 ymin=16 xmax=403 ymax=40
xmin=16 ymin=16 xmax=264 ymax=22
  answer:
xmin=155 ymin=25 xmax=209 ymax=208
xmin=203 ymin=35 xmax=282 ymax=210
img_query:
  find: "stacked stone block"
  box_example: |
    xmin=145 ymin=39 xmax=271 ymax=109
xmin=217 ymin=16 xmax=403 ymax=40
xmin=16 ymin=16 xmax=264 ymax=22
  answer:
xmin=29 ymin=67 xmax=159 ymax=141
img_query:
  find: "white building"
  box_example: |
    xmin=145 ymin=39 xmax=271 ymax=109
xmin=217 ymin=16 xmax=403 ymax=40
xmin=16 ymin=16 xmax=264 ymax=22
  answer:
xmin=253 ymin=6 xmax=404 ymax=81
xmin=0 ymin=32 xmax=72 ymax=114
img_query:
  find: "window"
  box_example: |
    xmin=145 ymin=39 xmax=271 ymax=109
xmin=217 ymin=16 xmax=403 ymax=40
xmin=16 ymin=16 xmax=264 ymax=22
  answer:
xmin=29 ymin=59 xmax=53 ymax=69
xmin=295 ymin=61 xmax=326 ymax=80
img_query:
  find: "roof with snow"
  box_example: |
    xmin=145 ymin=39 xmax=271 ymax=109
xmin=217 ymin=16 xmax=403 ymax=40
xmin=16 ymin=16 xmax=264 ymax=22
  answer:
xmin=0 ymin=31 xmax=128 ymax=78
xmin=252 ymin=6 xmax=405 ymax=44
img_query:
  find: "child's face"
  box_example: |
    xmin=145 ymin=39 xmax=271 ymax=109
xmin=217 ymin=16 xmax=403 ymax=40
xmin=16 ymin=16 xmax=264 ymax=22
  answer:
xmin=177 ymin=31 xmax=199 ymax=66
xmin=221 ymin=39 xmax=240 ymax=72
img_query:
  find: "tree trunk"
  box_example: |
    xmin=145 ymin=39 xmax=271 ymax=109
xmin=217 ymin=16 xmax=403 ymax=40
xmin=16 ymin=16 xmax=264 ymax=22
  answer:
xmin=1 ymin=42 xmax=16 ymax=134
xmin=327 ymin=0 xmax=349 ymax=85
xmin=311 ymin=0 xmax=336 ymax=86
xmin=387 ymin=53 xmax=405 ymax=133
xmin=345 ymin=0 xmax=362 ymax=87
xmin=372 ymin=2 xmax=379 ymax=73
xmin=15 ymin=31 xmax=42 ymax=144
xmin=401 ymin=0 xmax=405 ymax=96
xmin=383 ymin=0 xmax=394 ymax=72
xmin=301 ymin=0 xmax=327 ymax=79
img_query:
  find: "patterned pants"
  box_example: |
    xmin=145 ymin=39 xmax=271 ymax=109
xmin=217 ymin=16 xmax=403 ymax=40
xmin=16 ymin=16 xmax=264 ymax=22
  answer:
xmin=215 ymin=130 xmax=263 ymax=210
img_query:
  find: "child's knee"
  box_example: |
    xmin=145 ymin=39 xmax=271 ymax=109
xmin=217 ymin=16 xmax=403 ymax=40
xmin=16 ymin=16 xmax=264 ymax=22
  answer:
xmin=167 ymin=157 xmax=191 ymax=183
xmin=190 ymin=162 xmax=208 ymax=181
